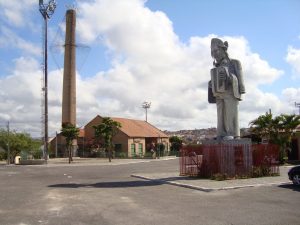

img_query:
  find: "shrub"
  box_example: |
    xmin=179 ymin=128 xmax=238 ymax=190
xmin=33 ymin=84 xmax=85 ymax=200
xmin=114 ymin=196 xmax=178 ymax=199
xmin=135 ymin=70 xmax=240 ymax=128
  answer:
xmin=252 ymin=166 xmax=271 ymax=177
xmin=0 ymin=151 xmax=7 ymax=161
xmin=143 ymin=152 xmax=153 ymax=158
xmin=211 ymin=173 xmax=228 ymax=181
xmin=115 ymin=152 xmax=127 ymax=158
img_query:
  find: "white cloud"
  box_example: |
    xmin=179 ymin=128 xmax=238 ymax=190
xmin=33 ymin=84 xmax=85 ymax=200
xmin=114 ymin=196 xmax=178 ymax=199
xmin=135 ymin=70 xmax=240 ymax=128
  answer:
xmin=282 ymin=88 xmax=300 ymax=114
xmin=0 ymin=0 xmax=292 ymax=137
xmin=0 ymin=57 xmax=42 ymax=136
xmin=0 ymin=26 xmax=41 ymax=56
xmin=286 ymin=46 xmax=300 ymax=79
xmin=282 ymin=87 xmax=300 ymax=100
xmin=0 ymin=0 xmax=36 ymax=27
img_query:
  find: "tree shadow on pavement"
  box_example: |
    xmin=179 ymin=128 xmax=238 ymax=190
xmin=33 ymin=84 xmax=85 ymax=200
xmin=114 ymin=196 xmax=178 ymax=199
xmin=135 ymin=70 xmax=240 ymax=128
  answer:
xmin=278 ymin=183 xmax=300 ymax=192
xmin=48 ymin=180 xmax=163 ymax=189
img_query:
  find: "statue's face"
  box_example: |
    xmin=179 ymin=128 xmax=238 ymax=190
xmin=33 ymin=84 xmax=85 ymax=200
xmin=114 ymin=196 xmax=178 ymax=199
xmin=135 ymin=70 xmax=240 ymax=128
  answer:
xmin=211 ymin=47 xmax=226 ymax=63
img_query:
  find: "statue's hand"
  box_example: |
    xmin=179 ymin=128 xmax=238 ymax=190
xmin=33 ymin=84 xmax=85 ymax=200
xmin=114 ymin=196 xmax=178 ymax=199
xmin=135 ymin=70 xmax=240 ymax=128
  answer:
xmin=218 ymin=66 xmax=227 ymax=80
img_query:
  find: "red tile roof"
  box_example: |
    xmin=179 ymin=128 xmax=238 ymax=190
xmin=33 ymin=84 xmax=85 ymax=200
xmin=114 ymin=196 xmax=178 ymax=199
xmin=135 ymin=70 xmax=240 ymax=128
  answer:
xmin=111 ymin=117 xmax=168 ymax=138
xmin=78 ymin=129 xmax=85 ymax=137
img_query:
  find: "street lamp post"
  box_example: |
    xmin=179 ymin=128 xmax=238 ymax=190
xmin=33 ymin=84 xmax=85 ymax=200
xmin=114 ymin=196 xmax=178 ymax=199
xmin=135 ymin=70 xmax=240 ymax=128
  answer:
xmin=295 ymin=102 xmax=300 ymax=115
xmin=6 ymin=121 xmax=10 ymax=165
xmin=142 ymin=101 xmax=151 ymax=122
xmin=39 ymin=0 xmax=56 ymax=162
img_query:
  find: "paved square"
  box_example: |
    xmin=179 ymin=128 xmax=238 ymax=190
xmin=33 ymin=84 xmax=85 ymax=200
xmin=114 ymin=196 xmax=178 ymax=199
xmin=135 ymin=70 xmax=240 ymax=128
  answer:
xmin=0 ymin=158 xmax=299 ymax=225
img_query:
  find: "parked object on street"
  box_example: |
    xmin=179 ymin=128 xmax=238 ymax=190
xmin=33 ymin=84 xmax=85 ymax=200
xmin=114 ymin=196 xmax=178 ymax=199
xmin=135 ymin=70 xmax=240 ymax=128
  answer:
xmin=14 ymin=156 xmax=21 ymax=165
xmin=288 ymin=165 xmax=300 ymax=185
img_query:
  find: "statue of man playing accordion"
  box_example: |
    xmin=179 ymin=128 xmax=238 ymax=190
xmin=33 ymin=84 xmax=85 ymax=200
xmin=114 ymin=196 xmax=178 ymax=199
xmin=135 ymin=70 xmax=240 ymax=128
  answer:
xmin=208 ymin=38 xmax=245 ymax=140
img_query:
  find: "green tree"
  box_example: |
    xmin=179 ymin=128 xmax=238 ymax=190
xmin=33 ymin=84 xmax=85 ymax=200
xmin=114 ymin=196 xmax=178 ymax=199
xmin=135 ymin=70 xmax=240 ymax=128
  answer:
xmin=0 ymin=129 xmax=41 ymax=163
xmin=169 ymin=135 xmax=183 ymax=153
xmin=61 ymin=123 xmax=80 ymax=164
xmin=93 ymin=117 xmax=121 ymax=162
xmin=26 ymin=139 xmax=42 ymax=159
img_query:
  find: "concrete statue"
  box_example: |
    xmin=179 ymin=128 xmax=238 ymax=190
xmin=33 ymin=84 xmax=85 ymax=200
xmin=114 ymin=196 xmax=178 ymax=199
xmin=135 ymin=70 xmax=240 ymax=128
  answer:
xmin=208 ymin=38 xmax=245 ymax=140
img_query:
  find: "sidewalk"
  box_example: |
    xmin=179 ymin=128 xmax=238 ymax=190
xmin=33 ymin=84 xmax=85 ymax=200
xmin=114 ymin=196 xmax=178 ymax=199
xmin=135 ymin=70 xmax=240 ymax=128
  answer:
xmin=132 ymin=166 xmax=293 ymax=192
xmin=46 ymin=157 xmax=153 ymax=166
xmin=0 ymin=156 xmax=177 ymax=167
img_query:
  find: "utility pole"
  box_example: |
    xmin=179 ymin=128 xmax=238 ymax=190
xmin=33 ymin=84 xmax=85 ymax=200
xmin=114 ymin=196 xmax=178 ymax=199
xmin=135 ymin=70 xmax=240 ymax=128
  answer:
xmin=142 ymin=101 xmax=151 ymax=122
xmin=55 ymin=131 xmax=58 ymax=158
xmin=39 ymin=0 xmax=56 ymax=162
xmin=295 ymin=102 xmax=300 ymax=115
xmin=6 ymin=121 xmax=10 ymax=165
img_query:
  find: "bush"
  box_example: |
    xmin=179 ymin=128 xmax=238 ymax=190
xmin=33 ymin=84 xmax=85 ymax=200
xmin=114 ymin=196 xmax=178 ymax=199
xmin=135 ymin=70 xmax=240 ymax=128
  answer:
xmin=169 ymin=150 xmax=180 ymax=157
xmin=211 ymin=173 xmax=228 ymax=181
xmin=143 ymin=152 xmax=153 ymax=158
xmin=252 ymin=166 xmax=271 ymax=177
xmin=115 ymin=152 xmax=127 ymax=158
xmin=0 ymin=151 xmax=7 ymax=161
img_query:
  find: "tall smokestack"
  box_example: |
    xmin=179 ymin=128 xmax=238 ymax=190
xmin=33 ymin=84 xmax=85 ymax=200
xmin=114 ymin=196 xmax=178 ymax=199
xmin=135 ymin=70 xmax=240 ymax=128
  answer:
xmin=62 ymin=9 xmax=76 ymax=126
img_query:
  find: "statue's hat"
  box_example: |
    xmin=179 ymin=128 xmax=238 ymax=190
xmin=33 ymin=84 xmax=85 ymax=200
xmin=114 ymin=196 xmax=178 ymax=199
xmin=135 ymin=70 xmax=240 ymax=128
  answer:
xmin=211 ymin=38 xmax=228 ymax=50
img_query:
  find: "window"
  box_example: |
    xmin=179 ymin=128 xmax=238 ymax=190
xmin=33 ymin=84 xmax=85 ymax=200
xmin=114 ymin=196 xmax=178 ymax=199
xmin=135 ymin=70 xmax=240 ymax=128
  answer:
xmin=138 ymin=143 xmax=143 ymax=156
xmin=131 ymin=143 xmax=136 ymax=156
xmin=115 ymin=144 xmax=122 ymax=152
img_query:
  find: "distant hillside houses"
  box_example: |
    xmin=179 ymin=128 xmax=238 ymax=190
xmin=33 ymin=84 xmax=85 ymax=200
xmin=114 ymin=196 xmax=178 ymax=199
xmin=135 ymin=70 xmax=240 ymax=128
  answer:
xmin=165 ymin=128 xmax=217 ymax=144
xmin=165 ymin=128 xmax=251 ymax=144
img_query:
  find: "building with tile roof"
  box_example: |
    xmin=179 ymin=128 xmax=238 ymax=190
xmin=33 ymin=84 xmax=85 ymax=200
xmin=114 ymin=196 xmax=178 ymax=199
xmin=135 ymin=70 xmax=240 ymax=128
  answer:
xmin=84 ymin=115 xmax=169 ymax=158
xmin=49 ymin=115 xmax=169 ymax=158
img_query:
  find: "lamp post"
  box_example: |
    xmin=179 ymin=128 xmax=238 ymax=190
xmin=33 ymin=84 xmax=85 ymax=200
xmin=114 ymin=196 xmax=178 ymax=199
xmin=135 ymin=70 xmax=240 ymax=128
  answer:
xmin=6 ymin=121 xmax=10 ymax=165
xmin=142 ymin=101 xmax=151 ymax=122
xmin=39 ymin=0 xmax=57 ymax=162
xmin=295 ymin=102 xmax=300 ymax=115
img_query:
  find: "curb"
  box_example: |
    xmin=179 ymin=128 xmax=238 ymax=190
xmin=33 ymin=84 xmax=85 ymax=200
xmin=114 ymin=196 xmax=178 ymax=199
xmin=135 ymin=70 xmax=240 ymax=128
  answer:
xmin=131 ymin=174 xmax=214 ymax=192
xmin=131 ymin=174 xmax=291 ymax=192
xmin=8 ymin=157 xmax=177 ymax=167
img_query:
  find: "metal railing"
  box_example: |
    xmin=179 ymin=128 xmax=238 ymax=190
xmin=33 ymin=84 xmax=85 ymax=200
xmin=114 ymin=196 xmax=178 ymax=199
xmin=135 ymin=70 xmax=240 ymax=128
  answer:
xmin=180 ymin=143 xmax=279 ymax=178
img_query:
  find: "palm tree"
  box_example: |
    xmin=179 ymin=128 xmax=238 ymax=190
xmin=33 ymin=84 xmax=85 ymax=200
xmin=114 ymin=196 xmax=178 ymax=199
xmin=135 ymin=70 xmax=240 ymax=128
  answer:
xmin=279 ymin=114 xmax=300 ymax=136
xmin=61 ymin=123 xmax=80 ymax=163
xmin=93 ymin=117 xmax=122 ymax=162
xmin=276 ymin=114 xmax=300 ymax=163
xmin=249 ymin=112 xmax=274 ymax=142
xmin=250 ymin=113 xmax=300 ymax=163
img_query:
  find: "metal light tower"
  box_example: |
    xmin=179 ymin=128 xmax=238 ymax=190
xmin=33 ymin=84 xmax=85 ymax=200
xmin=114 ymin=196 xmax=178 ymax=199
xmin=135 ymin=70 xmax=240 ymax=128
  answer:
xmin=295 ymin=102 xmax=300 ymax=115
xmin=39 ymin=0 xmax=56 ymax=162
xmin=142 ymin=101 xmax=151 ymax=122
xmin=6 ymin=121 xmax=10 ymax=165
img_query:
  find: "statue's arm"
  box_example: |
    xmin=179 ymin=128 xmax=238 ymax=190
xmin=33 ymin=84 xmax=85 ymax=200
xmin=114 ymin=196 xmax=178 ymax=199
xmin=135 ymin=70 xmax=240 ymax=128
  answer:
xmin=232 ymin=60 xmax=246 ymax=94
xmin=208 ymin=80 xmax=216 ymax=103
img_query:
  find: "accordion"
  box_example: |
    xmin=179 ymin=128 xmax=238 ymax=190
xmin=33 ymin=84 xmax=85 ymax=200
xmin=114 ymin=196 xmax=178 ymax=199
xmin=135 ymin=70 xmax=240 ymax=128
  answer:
xmin=210 ymin=66 xmax=228 ymax=95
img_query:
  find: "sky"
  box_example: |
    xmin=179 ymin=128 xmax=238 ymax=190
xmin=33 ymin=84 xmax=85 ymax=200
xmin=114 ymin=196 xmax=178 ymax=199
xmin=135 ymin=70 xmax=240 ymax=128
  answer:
xmin=0 ymin=0 xmax=300 ymax=137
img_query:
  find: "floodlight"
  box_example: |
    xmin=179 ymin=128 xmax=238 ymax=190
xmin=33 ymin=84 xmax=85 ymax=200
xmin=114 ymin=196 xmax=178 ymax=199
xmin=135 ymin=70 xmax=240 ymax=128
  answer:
xmin=142 ymin=101 xmax=151 ymax=122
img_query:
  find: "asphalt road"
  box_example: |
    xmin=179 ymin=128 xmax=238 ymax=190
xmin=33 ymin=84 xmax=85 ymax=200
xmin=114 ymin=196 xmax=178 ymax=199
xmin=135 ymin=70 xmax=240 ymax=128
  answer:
xmin=0 ymin=159 xmax=299 ymax=225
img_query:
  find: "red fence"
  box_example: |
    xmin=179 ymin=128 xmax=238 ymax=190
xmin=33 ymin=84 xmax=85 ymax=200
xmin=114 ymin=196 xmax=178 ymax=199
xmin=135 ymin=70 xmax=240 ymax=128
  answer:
xmin=252 ymin=144 xmax=280 ymax=174
xmin=180 ymin=144 xmax=279 ymax=178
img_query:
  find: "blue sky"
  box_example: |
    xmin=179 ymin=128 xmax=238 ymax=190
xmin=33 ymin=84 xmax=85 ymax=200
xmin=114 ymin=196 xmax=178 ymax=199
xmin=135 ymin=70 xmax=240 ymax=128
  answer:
xmin=146 ymin=0 xmax=300 ymax=94
xmin=0 ymin=0 xmax=300 ymax=136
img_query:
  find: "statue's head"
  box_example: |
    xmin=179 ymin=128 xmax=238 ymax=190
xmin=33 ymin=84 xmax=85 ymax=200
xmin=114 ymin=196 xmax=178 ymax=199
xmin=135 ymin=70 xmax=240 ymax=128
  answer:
xmin=211 ymin=38 xmax=228 ymax=64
